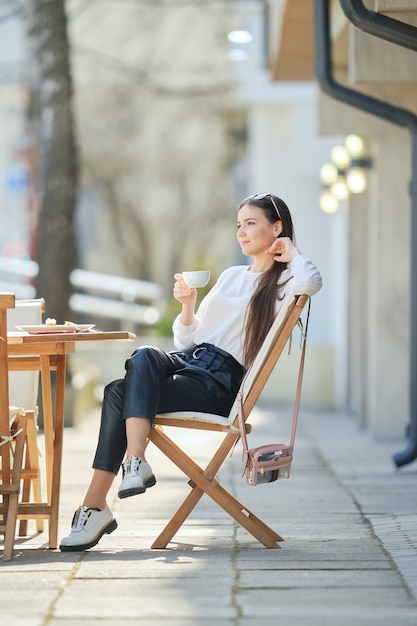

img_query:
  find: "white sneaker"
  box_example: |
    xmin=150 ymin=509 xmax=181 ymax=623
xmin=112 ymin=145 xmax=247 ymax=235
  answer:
xmin=118 ymin=455 xmax=156 ymax=499
xmin=60 ymin=504 xmax=117 ymax=552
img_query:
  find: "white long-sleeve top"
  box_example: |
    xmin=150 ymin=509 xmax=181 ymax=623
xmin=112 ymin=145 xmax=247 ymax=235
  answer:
xmin=172 ymin=255 xmax=322 ymax=365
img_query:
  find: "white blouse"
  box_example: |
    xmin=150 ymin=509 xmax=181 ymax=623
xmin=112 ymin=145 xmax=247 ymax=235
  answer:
xmin=172 ymin=255 xmax=322 ymax=365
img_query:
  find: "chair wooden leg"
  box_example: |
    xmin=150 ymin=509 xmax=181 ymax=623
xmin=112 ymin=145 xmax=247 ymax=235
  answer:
xmin=2 ymin=492 xmax=19 ymax=561
xmin=151 ymin=482 xmax=205 ymax=549
xmin=18 ymin=411 xmax=43 ymax=535
xmin=18 ymin=470 xmax=30 ymax=536
xmin=18 ymin=414 xmax=31 ymax=536
xmin=149 ymin=425 xmax=283 ymax=549
xmin=1 ymin=415 xmax=27 ymax=562
xmin=28 ymin=426 xmax=44 ymax=534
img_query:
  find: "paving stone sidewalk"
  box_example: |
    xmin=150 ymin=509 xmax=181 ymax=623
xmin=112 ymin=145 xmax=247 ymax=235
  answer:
xmin=1 ymin=405 xmax=417 ymax=626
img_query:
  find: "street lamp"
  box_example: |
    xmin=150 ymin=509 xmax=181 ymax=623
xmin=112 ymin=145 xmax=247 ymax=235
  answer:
xmin=320 ymin=134 xmax=371 ymax=213
xmin=319 ymin=190 xmax=339 ymax=214
xmin=228 ymin=29 xmax=252 ymax=62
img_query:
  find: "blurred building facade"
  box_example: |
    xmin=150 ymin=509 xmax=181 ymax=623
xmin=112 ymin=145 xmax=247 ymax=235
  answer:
xmin=0 ymin=8 xmax=33 ymax=264
xmin=258 ymin=0 xmax=417 ymax=440
xmin=1 ymin=1 xmax=416 ymax=441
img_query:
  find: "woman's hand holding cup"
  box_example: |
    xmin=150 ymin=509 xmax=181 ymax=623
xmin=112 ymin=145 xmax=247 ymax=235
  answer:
xmin=173 ymin=273 xmax=198 ymax=306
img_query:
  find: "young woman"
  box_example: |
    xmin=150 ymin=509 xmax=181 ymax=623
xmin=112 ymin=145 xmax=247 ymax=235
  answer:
xmin=60 ymin=193 xmax=322 ymax=551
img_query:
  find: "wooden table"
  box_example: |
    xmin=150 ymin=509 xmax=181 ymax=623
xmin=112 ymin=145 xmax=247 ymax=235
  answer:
xmin=7 ymin=330 xmax=136 ymax=549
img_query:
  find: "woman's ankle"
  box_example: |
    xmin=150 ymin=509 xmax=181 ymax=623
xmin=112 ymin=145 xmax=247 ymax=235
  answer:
xmin=125 ymin=451 xmax=146 ymax=461
xmin=81 ymin=501 xmax=107 ymax=511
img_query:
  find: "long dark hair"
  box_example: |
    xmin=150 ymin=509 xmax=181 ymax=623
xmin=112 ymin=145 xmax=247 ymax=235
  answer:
xmin=238 ymin=194 xmax=295 ymax=368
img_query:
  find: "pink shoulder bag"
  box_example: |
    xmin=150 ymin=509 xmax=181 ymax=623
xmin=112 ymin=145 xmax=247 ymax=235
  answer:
xmin=237 ymin=299 xmax=310 ymax=486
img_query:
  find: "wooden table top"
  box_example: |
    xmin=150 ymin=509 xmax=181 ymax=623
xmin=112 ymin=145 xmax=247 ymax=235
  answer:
xmin=7 ymin=330 xmax=136 ymax=345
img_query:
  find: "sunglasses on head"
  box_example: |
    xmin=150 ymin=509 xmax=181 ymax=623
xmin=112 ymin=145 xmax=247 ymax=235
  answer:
xmin=244 ymin=193 xmax=282 ymax=221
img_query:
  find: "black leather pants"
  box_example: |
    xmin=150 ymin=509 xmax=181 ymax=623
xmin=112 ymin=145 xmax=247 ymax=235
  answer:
xmin=92 ymin=344 xmax=244 ymax=474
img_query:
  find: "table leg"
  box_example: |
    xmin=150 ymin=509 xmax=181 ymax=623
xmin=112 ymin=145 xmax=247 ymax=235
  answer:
xmin=39 ymin=353 xmax=66 ymax=549
xmin=49 ymin=353 xmax=66 ymax=549
xmin=40 ymin=355 xmax=54 ymax=503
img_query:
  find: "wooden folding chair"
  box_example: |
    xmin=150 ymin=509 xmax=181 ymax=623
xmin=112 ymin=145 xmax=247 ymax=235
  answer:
xmin=0 ymin=293 xmax=28 ymax=561
xmin=149 ymin=293 xmax=310 ymax=549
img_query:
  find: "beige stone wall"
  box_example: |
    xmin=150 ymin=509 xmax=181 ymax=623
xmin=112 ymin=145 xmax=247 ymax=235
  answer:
xmin=317 ymin=7 xmax=417 ymax=438
xmin=243 ymin=85 xmax=341 ymax=410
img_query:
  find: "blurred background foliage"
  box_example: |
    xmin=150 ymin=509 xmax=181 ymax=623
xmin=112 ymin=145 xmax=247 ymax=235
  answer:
xmin=13 ymin=0 xmax=247 ymax=325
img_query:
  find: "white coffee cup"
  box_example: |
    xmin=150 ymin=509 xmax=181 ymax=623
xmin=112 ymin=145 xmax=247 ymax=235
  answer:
xmin=182 ymin=271 xmax=211 ymax=288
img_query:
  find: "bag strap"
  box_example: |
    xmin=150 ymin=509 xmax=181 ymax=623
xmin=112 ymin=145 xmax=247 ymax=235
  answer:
xmin=237 ymin=296 xmax=311 ymax=456
xmin=289 ymin=296 xmax=311 ymax=449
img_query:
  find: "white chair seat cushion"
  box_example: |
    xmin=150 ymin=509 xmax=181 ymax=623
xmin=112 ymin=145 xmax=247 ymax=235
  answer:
xmin=157 ymin=411 xmax=229 ymax=425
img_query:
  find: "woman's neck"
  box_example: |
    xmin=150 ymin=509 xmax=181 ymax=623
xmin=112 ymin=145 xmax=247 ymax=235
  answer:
xmin=249 ymin=255 xmax=274 ymax=273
